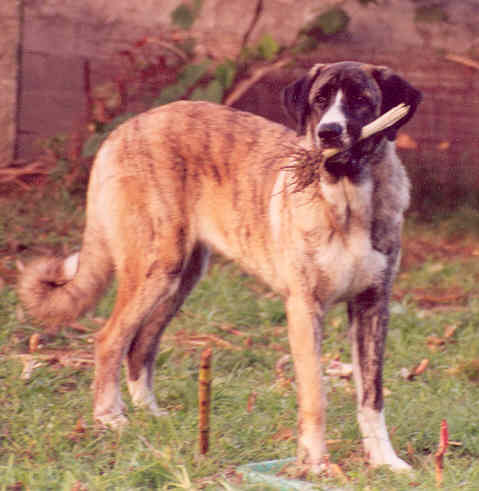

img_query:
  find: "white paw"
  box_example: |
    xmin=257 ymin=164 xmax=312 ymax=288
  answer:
xmin=365 ymin=441 xmax=411 ymax=472
xmin=136 ymin=395 xmax=168 ymax=417
xmin=358 ymin=408 xmax=412 ymax=472
xmin=127 ymin=368 xmax=167 ymax=416
xmin=297 ymin=430 xmax=328 ymax=474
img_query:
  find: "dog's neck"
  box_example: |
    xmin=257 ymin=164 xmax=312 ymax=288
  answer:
xmin=323 ymin=136 xmax=388 ymax=183
xmin=285 ymin=135 xmax=389 ymax=192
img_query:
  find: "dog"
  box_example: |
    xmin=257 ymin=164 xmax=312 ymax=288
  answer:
xmin=18 ymin=61 xmax=421 ymax=472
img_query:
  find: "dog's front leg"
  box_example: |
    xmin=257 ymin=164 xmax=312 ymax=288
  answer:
xmin=286 ymin=294 xmax=327 ymax=472
xmin=349 ymin=287 xmax=411 ymax=471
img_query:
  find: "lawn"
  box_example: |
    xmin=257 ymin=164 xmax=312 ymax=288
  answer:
xmin=1 ymin=177 xmax=479 ymax=490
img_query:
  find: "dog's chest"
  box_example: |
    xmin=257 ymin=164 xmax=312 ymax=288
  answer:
xmin=296 ymin=177 xmax=387 ymax=302
xmin=315 ymin=222 xmax=386 ymax=302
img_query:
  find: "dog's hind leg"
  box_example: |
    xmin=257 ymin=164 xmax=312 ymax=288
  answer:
xmin=125 ymin=244 xmax=210 ymax=415
xmin=349 ymin=287 xmax=411 ymax=471
xmin=93 ymin=267 xmax=186 ymax=427
xmin=93 ymin=239 xmax=203 ymax=427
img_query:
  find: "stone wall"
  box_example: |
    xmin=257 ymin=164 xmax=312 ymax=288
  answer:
xmin=0 ymin=0 xmax=20 ymax=167
xmin=8 ymin=0 xmax=479 ymax=171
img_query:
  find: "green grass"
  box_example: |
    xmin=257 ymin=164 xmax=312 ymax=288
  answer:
xmin=2 ymin=183 xmax=479 ymax=489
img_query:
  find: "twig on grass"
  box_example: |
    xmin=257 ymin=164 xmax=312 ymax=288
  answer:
xmin=0 ymin=161 xmax=51 ymax=188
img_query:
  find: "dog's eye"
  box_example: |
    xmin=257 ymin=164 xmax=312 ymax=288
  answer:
xmin=352 ymin=95 xmax=369 ymax=106
xmin=314 ymin=95 xmax=328 ymax=108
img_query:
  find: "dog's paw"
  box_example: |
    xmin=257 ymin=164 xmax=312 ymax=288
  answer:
xmin=95 ymin=412 xmax=129 ymax=429
xmin=296 ymin=437 xmax=328 ymax=474
xmin=365 ymin=441 xmax=412 ymax=472
xmin=137 ymin=397 xmax=168 ymax=417
xmin=371 ymin=455 xmax=412 ymax=472
xmin=130 ymin=389 xmax=168 ymax=417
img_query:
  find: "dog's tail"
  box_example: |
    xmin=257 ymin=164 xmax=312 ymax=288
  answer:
xmin=17 ymin=230 xmax=114 ymax=331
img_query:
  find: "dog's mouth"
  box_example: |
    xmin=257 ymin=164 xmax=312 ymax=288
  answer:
xmin=281 ymin=133 xmax=369 ymax=192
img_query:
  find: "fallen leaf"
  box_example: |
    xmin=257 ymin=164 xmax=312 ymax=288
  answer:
xmin=326 ymin=360 xmax=353 ymax=379
xmin=444 ymin=324 xmax=458 ymax=339
xmin=407 ymin=441 xmax=415 ymax=457
xmin=401 ymin=359 xmax=429 ymax=380
xmin=272 ymin=427 xmax=294 ymax=441
xmin=427 ymin=263 xmax=444 ymax=273
xmin=427 ymin=336 xmax=446 ymax=351
xmin=278 ymin=462 xmax=309 ymax=479
xmin=414 ymin=358 xmax=430 ymax=376
xmin=331 ymin=317 xmax=343 ymax=328
xmin=448 ymin=360 xmax=479 ymax=382
xmin=6 ymin=482 xmax=24 ymax=491
xmin=19 ymin=355 xmax=44 ymax=380
xmin=244 ymin=337 xmax=253 ymax=348
xmin=247 ymin=391 xmax=257 ymax=413
xmin=396 ymin=132 xmax=418 ymax=149
xmin=71 ymin=482 xmax=88 ymax=491
xmin=437 ymin=141 xmax=450 ymax=151
xmin=68 ymin=322 xmax=91 ymax=333
xmin=217 ymin=323 xmax=250 ymax=337
xmin=68 ymin=417 xmax=87 ymax=442
xmin=275 ymin=354 xmax=293 ymax=389
xmin=29 ymin=333 xmax=41 ymax=353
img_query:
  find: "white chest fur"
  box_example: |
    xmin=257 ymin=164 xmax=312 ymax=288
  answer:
xmin=316 ymin=177 xmax=387 ymax=302
xmin=270 ymin=169 xmax=388 ymax=304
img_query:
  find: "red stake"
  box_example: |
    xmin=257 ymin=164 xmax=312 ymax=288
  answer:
xmin=435 ymin=419 xmax=448 ymax=487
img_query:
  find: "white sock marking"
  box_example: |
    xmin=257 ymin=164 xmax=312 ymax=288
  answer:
xmin=63 ymin=252 xmax=79 ymax=279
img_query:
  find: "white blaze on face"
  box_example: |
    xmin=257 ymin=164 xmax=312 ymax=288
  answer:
xmin=315 ymin=90 xmax=348 ymax=146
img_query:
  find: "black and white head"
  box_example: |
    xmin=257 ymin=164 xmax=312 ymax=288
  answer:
xmin=282 ymin=61 xmax=422 ymax=157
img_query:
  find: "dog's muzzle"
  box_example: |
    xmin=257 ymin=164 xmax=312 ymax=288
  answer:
xmin=316 ymin=122 xmax=349 ymax=150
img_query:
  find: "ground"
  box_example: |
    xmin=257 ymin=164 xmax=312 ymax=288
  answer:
xmin=1 ymin=173 xmax=479 ymax=489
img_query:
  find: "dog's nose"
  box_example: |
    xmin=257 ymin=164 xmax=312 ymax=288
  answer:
xmin=317 ymin=123 xmax=343 ymax=142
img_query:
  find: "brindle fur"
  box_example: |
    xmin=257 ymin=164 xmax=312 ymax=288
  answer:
xmin=18 ymin=61 xmax=421 ymax=472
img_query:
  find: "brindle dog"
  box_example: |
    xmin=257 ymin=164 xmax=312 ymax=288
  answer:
xmin=19 ymin=61 xmax=421 ymax=472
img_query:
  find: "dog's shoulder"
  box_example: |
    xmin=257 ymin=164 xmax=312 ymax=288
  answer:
xmin=371 ymin=141 xmax=410 ymax=255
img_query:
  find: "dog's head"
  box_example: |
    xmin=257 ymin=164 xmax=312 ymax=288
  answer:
xmin=282 ymin=61 xmax=422 ymax=153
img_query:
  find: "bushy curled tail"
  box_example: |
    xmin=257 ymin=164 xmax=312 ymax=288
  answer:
xmin=18 ymin=239 xmax=113 ymax=331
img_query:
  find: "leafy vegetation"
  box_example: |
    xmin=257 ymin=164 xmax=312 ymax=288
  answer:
xmin=74 ymin=1 xmax=355 ymax=165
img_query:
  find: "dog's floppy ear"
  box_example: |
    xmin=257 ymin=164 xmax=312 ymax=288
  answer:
xmin=282 ymin=64 xmax=325 ymax=136
xmin=371 ymin=66 xmax=422 ymax=141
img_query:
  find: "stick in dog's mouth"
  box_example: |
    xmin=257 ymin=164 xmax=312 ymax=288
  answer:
xmin=282 ymin=103 xmax=410 ymax=192
xmin=322 ymin=103 xmax=411 ymax=160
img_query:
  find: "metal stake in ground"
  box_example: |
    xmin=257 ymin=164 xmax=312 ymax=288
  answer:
xmin=198 ymin=347 xmax=212 ymax=454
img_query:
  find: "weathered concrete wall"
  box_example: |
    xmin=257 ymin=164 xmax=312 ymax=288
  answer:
xmin=0 ymin=0 xmax=20 ymax=167
xmin=13 ymin=0 xmax=479 ymax=166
